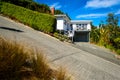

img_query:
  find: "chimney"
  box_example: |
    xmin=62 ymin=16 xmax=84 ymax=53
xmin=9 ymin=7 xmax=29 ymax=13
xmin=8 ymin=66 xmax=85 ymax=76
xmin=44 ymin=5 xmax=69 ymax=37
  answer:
xmin=51 ymin=7 xmax=55 ymax=15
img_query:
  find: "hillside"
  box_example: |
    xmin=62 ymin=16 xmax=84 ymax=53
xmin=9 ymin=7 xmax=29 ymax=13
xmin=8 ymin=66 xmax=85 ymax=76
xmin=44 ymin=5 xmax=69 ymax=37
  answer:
xmin=0 ymin=2 xmax=56 ymax=33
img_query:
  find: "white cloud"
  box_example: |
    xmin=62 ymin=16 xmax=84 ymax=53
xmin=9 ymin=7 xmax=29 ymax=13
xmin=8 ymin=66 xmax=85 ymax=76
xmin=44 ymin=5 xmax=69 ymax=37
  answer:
xmin=85 ymin=0 xmax=120 ymax=8
xmin=115 ymin=9 xmax=120 ymax=15
xmin=76 ymin=13 xmax=107 ymax=18
xmin=50 ymin=2 xmax=62 ymax=9
xmin=76 ymin=9 xmax=120 ymax=19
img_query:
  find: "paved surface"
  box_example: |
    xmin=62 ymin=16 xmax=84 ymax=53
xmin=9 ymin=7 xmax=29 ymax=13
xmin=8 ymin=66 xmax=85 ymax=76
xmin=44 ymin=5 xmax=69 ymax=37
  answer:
xmin=0 ymin=15 xmax=120 ymax=80
xmin=72 ymin=42 xmax=120 ymax=65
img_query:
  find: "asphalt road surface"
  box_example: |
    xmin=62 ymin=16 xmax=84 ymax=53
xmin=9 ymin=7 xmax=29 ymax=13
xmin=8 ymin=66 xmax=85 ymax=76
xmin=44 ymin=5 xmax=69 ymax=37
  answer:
xmin=0 ymin=15 xmax=120 ymax=80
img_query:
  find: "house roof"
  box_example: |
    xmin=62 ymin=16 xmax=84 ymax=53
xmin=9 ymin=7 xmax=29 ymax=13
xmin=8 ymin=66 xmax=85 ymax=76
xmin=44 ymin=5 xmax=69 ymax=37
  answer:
xmin=71 ymin=20 xmax=92 ymax=24
xmin=54 ymin=14 xmax=71 ymax=21
xmin=54 ymin=15 xmax=92 ymax=24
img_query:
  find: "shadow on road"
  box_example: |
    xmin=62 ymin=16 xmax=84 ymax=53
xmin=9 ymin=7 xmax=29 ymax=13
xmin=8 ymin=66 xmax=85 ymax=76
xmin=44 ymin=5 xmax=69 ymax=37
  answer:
xmin=0 ymin=27 xmax=24 ymax=32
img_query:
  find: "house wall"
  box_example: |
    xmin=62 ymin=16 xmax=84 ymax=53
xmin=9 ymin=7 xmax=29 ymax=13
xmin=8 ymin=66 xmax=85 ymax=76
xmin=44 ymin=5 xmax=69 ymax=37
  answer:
xmin=71 ymin=23 xmax=91 ymax=31
xmin=63 ymin=19 xmax=71 ymax=31
xmin=68 ymin=23 xmax=72 ymax=31
xmin=56 ymin=18 xmax=71 ymax=31
xmin=63 ymin=20 xmax=67 ymax=31
xmin=56 ymin=18 xmax=64 ymax=30
xmin=72 ymin=24 xmax=77 ymax=31
xmin=87 ymin=23 xmax=91 ymax=30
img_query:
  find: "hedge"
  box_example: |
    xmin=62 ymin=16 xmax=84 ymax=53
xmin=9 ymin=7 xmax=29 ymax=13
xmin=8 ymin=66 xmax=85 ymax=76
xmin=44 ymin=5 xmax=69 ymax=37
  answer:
xmin=0 ymin=2 xmax=56 ymax=33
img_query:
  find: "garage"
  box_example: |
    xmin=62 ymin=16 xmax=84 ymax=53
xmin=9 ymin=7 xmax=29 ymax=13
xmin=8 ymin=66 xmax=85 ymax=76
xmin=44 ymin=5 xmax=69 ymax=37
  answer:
xmin=74 ymin=31 xmax=90 ymax=42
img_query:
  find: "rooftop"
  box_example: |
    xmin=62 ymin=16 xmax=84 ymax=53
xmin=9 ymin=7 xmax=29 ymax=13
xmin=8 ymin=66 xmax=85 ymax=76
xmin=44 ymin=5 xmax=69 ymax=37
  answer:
xmin=54 ymin=14 xmax=71 ymax=20
xmin=54 ymin=14 xmax=92 ymax=23
xmin=71 ymin=20 xmax=92 ymax=23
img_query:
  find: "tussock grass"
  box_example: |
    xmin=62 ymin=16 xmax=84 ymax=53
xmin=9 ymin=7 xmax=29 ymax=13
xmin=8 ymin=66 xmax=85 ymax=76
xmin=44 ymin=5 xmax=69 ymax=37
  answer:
xmin=0 ymin=36 xmax=72 ymax=80
xmin=55 ymin=67 xmax=72 ymax=80
xmin=0 ymin=37 xmax=28 ymax=80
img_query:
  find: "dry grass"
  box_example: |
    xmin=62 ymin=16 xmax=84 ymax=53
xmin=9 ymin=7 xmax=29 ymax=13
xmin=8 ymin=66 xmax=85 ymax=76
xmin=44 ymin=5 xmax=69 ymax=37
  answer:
xmin=55 ymin=67 xmax=72 ymax=80
xmin=0 ymin=37 xmax=28 ymax=80
xmin=0 ymin=36 xmax=72 ymax=80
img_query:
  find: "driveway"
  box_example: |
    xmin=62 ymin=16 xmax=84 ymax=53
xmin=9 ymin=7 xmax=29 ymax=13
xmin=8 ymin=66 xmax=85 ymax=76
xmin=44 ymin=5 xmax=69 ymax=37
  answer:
xmin=72 ymin=42 xmax=120 ymax=65
xmin=0 ymin=15 xmax=120 ymax=80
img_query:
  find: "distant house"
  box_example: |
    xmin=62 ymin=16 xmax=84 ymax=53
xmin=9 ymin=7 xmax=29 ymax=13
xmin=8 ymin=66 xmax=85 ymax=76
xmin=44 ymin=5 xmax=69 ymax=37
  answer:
xmin=51 ymin=7 xmax=92 ymax=42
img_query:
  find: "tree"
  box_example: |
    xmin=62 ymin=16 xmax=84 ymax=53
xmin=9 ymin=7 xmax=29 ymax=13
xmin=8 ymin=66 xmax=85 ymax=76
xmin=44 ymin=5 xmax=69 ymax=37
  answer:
xmin=106 ymin=13 xmax=119 ymax=27
xmin=90 ymin=13 xmax=120 ymax=53
xmin=1 ymin=0 xmax=50 ymax=14
xmin=54 ymin=10 xmax=64 ymax=14
xmin=106 ymin=13 xmax=119 ymax=44
xmin=90 ymin=24 xmax=100 ymax=43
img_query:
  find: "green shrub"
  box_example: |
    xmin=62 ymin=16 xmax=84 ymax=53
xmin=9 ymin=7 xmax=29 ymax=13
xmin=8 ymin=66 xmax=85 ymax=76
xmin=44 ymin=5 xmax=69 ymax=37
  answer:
xmin=0 ymin=2 xmax=56 ymax=33
xmin=90 ymin=29 xmax=100 ymax=43
xmin=114 ymin=37 xmax=120 ymax=49
xmin=54 ymin=32 xmax=59 ymax=38
xmin=105 ymin=44 xmax=115 ymax=51
xmin=53 ymin=32 xmax=71 ymax=42
xmin=116 ymin=49 xmax=120 ymax=55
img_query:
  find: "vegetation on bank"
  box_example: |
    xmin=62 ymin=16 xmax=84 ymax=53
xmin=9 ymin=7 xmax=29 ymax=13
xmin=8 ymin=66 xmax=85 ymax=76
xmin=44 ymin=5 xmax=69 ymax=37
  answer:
xmin=54 ymin=32 xmax=72 ymax=42
xmin=1 ymin=0 xmax=64 ymax=15
xmin=90 ymin=13 xmax=120 ymax=55
xmin=0 ymin=2 xmax=56 ymax=33
xmin=0 ymin=36 xmax=71 ymax=80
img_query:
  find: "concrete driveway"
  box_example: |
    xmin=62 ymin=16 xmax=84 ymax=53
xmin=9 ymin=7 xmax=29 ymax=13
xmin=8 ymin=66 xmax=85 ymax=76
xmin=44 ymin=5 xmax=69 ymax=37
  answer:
xmin=72 ymin=42 xmax=120 ymax=65
xmin=0 ymin=15 xmax=120 ymax=80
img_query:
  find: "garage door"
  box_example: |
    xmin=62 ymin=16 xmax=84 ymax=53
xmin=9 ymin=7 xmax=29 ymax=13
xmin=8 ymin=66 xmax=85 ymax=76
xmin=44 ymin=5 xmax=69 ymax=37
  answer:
xmin=74 ymin=32 xmax=89 ymax=42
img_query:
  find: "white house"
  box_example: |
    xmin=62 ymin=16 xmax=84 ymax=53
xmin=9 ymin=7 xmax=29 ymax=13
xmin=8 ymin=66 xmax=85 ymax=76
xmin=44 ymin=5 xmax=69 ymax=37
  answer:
xmin=54 ymin=14 xmax=71 ymax=31
xmin=54 ymin=14 xmax=92 ymax=42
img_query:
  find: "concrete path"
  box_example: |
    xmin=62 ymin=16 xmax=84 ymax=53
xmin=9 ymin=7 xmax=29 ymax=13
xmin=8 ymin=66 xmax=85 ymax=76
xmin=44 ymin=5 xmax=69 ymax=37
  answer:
xmin=0 ymin=15 xmax=120 ymax=80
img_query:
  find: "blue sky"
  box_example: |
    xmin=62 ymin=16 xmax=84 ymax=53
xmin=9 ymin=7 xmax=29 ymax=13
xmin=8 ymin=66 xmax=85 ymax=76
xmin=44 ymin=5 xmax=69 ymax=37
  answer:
xmin=34 ymin=0 xmax=120 ymax=26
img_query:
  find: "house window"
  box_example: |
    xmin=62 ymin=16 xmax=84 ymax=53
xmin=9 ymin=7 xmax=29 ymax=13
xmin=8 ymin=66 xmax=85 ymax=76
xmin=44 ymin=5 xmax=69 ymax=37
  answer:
xmin=70 ymin=24 xmax=73 ymax=30
xmin=64 ymin=20 xmax=66 ymax=25
xmin=76 ymin=25 xmax=79 ymax=30
xmin=76 ymin=24 xmax=88 ymax=30
xmin=79 ymin=24 xmax=83 ymax=30
xmin=79 ymin=24 xmax=81 ymax=26
xmin=84 ymin=24 xmax=87 ymax=27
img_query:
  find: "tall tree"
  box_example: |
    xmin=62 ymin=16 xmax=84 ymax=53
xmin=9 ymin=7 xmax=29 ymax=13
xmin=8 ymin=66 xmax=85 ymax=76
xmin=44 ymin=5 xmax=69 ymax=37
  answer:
xmin=1 ymin=0 xmax=50 ymax=14
xmin=106 ymin=13 xmax=119 ymax=44
xmin=106 ymin=13 xmax=119 ymax=27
